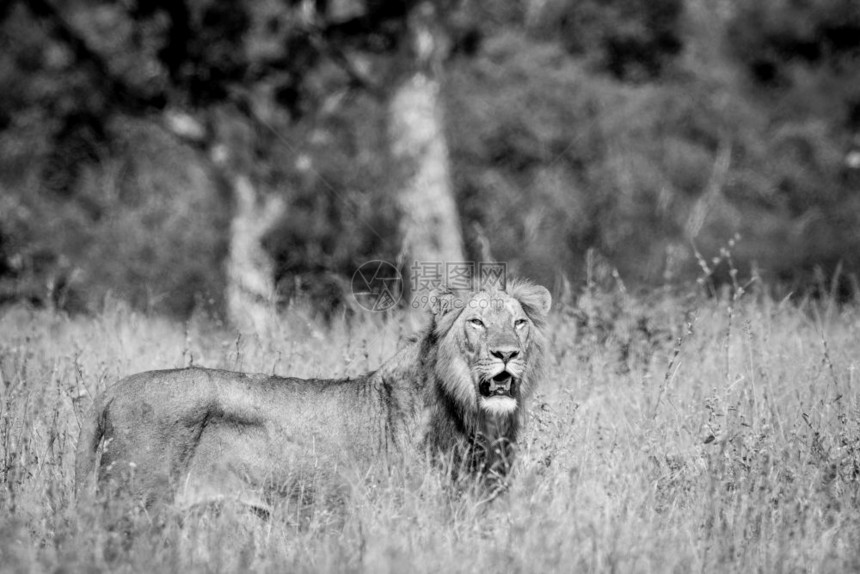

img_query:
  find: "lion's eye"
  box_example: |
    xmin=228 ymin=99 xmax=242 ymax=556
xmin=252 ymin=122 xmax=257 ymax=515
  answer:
xmin=515 ymin=319 xmax=528 ymax=328
xmin=468 ymin=318 xmax=485 ymax=328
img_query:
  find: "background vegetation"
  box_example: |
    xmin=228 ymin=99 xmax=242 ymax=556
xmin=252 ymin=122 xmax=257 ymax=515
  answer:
xmin=1 ymin=0 xmax=859 ymax=317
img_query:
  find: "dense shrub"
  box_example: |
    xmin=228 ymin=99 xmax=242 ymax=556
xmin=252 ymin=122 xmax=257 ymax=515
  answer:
xmin=263 ymin=94 xmax=402 ymax=312
xmin=443 ymin=1 xmax=860 ymax=297
xmin=528 ymin=0 xmax=685 ymax=81
xmin=723 ymin=0 xmax=860 ymax=292
xmin=727 ymin=0 xmax=860 ymax=88
xmin=0 ymin=119 xmax=229 ymax=316
xmin=3 ymin=0 xmax=860 ymax=318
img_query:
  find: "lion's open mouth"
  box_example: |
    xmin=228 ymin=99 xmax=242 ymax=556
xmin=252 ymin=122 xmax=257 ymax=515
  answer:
xmin=479 ymin=372 xmax=516 ymax=399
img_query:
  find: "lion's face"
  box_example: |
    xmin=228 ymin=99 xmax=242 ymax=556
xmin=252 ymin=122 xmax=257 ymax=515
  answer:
xmin=432 ymin=281 xmax=551 ymax=417
xmin=462 ymin=291 xmax=534 ymax=414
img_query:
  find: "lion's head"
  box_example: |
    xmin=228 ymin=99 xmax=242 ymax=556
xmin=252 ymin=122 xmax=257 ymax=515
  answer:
xmin=429 ymin=279 xmax=551 ymax=418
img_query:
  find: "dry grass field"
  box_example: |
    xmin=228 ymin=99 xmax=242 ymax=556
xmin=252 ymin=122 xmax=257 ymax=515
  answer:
xmin=1 ymin=286 xmax=859 ymax=572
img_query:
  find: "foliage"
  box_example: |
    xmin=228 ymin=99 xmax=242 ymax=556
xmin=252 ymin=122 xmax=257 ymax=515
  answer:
xmin=264 ymin=93 xmax=403 ymax=311
xmin=0 ymin=117 xmax=228 ymax=316
xmin=0 ymin=0 xmax=409 ymax=315
xmin=2 ymin=0 xmax=860 ymax=317
xmin=530 ymin=0 xmax=685 ymax=81
xmin=723 ymin=0 xmax=860 ymax=291
xmin=727 ymin=0 xmax=860 ymax=89
xmin=445 ymin=0 xmax=860 ymax=296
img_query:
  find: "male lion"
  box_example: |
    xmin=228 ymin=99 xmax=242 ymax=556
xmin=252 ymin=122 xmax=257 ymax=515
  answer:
xmin=75 ymin=280 xmax=551 ymax=512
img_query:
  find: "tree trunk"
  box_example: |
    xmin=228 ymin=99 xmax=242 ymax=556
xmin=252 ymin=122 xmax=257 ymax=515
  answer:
xmin=224 ymin=174 xmax=284 ymax=334
xmin=213 ymin=108 xmax=285 ymax=334
xmin=388 ymin=3 xmax=465 ymax=284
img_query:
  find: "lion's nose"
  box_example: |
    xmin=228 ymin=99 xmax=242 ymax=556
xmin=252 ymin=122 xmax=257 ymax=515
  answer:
xmin=491 ymin=349 xmax=519 ymax=363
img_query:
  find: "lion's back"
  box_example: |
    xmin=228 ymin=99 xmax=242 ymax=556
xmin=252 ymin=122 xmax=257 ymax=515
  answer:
xmin=101 ymin=366 xmax=381 ymax=444
xmin=103 ymin=366 xmax=353 ymax=413
xmin=94 ymin=366 xmax=393 ymax=506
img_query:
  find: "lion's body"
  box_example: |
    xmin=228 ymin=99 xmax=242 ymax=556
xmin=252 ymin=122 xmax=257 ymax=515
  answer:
xmin=75 ymin=281 xmax=551 ymax=511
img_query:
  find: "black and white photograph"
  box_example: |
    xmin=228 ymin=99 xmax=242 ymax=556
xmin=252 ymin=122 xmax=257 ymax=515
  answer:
xmin=1 ymin=0 xmax=860 ymax=571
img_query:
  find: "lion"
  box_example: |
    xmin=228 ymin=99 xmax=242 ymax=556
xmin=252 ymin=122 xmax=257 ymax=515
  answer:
xmin=74 ymin=279 xmax=551 ymax=513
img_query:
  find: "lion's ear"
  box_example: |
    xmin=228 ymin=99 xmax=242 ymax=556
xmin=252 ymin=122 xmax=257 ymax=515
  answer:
xmin=428 ymin=287 xmax=458 ymax=317
xmin=513 ymin=283 xmax=552 ymax=318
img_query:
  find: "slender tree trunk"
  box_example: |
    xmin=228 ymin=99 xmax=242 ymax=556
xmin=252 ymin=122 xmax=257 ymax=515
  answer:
xmin=224 ymin=174 xmax=284 ymax=334
xmin=213 ymin=108 xmax=285 ymax=334
xmin=388 ymin=3 xmax=465 ymax=275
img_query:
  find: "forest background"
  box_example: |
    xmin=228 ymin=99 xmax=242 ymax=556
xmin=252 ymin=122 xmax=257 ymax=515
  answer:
xmin=2 ymin=0 xmax=860 ymax=321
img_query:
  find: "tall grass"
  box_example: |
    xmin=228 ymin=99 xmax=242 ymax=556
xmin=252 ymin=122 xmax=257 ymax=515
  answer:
xmin=1 ymin=287 xmax=859 ymax=572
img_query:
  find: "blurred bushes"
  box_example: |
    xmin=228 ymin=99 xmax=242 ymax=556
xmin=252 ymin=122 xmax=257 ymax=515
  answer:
xmin=0 ymin=118 xmax=228 ymax=316
xmin=727 ymin=0 xmax=860 ymax=88
xmin=3 ymin=0 xmax=860 ymax=318
xmin=529 ymin=0 xmax=684 ymax=81
xmin=263 ymin=93 xmax=403 ymax=311
xmin=724 ymin=0 xmax=860 ymax=292
xmin=445 ymin=0 xmax=860 ymax=296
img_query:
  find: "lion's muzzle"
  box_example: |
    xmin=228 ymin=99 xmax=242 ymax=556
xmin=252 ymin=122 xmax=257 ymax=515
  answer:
xmin=480 ymin=372 xmax=516 ymax=398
